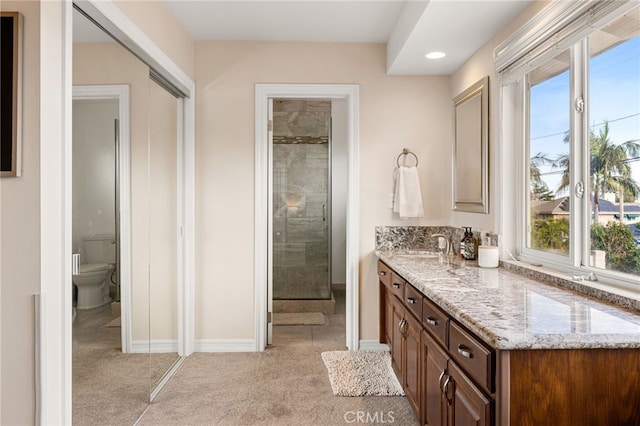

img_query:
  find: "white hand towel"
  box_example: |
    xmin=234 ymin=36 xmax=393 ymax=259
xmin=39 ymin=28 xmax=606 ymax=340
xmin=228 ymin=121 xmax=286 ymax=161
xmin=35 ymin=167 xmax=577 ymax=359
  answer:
xmin=393 ymin=166 xmax=424 ymax=219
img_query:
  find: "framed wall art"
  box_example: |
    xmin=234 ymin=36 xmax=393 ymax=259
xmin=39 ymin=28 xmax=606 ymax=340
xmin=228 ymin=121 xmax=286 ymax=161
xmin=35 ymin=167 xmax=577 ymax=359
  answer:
xmin=1 ymin=12 xmax=22 ymax=177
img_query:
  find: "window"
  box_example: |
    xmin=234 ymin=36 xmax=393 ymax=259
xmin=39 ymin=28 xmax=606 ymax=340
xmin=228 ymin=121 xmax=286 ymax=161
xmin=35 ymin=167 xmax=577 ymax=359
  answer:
xmin=527 ymin=47 xmax=571 ymax=256
xmin=497 ymin=2 xmax=640 ymax=292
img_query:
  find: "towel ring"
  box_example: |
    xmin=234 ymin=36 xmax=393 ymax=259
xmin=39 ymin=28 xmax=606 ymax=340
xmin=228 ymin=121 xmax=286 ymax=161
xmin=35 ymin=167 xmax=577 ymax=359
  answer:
xmin=396 ymin=148 xmax=419 ymax=167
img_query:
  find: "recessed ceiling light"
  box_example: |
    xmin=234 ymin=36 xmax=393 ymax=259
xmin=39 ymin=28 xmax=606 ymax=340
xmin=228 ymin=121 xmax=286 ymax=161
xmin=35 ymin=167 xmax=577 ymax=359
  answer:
xmin=425 ymin=51 xmax=446 ymax=59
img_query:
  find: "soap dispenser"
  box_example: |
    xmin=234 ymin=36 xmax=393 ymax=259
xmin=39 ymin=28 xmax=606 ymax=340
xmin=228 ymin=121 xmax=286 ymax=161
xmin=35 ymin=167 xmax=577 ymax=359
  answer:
xmin=460 ymin=228 xmax=469 ymax=258
xmin=462 ymin=227 xmax=478 ymax=260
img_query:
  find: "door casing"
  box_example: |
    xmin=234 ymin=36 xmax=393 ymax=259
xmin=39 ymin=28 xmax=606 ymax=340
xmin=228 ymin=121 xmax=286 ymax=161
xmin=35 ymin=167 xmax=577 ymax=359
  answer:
xmin=254 ymin=84 xmax=360 ymax=351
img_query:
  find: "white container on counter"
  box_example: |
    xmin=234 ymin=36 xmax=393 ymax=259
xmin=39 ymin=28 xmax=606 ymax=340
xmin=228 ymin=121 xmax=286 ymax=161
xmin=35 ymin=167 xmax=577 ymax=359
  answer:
xmin=478 ymin=245 xmax=499 ymax=268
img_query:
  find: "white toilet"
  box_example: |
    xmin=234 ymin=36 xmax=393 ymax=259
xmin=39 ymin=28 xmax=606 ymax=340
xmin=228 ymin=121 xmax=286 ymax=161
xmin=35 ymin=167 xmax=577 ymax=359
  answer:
xmin=73 ymin=235 xmax=116 ymax=310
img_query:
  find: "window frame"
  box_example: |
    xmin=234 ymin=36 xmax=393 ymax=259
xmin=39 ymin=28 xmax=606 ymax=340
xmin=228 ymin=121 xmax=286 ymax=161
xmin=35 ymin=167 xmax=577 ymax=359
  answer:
xmin=498 ymin=1 xmax=640 ymax=296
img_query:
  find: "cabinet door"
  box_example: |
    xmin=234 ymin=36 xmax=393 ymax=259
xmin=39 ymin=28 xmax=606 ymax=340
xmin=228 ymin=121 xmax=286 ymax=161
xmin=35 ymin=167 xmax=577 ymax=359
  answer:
xmin=384 ymin=287 xmax=394 ymax=345
xmin=404 ymin=312 xmax=422 ymax=417
xmin=447 ymin=361 xmax=492 ymax=426
xmin=390 ymin=295 xmax=404 ymax=380
xmin=422 ymin=330 xmax=449 ymax=426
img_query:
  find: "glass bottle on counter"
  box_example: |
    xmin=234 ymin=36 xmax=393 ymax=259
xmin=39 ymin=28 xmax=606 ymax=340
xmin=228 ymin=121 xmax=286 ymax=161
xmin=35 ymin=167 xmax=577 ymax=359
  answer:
xmin=460 ymin=228 xmax=469 ymax=258
xmin=462 ymin=227 xmax=478 ymax=260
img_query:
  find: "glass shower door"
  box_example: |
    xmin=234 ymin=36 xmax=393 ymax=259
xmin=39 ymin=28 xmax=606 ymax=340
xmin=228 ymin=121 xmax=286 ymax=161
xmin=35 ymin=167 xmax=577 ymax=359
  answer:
xmin=272 ymin=99 xmax=332 ymax=300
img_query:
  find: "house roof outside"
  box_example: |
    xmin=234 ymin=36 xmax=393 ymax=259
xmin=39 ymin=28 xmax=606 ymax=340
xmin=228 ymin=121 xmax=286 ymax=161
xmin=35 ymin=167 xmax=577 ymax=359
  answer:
xmin=532 ymin=197 xmax=571 ymax=216
xmin=533 ymin=196 xmax=640 ymax=218
xmin=597 ymin=198 xmax=640 ymax=214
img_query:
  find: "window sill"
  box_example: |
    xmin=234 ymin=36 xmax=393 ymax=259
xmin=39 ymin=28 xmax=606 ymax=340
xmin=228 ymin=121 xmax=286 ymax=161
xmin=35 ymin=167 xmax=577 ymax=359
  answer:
xmin=501 ymin=259 xmax=640 ymax=313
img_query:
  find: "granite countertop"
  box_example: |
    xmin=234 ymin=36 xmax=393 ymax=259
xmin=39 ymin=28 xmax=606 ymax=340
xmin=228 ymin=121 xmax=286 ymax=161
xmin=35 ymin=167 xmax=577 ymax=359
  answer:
xmin=376 ymin=250 xmax=640 ymax=350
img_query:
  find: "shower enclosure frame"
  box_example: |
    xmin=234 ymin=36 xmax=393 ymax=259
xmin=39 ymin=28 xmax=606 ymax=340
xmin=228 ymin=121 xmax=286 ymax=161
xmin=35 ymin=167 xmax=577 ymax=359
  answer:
xmin=271 ymin=101 xmax=333 ymax=302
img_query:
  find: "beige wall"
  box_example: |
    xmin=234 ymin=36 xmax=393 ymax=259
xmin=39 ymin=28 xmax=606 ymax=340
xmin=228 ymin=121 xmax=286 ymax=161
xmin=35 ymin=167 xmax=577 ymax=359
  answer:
xmin=194 ymin=41 xmax=451 ymax=341
xmin=450 ymin=1 xmax=550 ymax=236
xmin=148 ymin=80 xmax=178 ymax=341
xmin=113 ymin=0 xmax=195 ymax=79
xmin=0 ymin=1 xmax=40 ymax=423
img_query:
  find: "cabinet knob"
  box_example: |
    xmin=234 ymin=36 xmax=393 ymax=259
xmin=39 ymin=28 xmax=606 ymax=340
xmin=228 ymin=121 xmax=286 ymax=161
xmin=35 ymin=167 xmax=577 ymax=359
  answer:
xmin=457 ymin=344 xmax=473 ymax=359
xmin=407 ymin=297 xmax=416 ymax=305
xmin=426 ymin=317 xmax=437 ymax=326
xmin=392 ymin=283 xmax=400 ymax=289
xmin=379 ymin=271 xmax=386 ymax=276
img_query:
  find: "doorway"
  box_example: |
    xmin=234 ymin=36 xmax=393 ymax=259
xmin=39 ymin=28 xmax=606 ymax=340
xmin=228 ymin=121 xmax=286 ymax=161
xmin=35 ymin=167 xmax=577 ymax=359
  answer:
xmin=72 ymin=85 xmax=132 ymax=353
xmin=270 ymin=98 xmax=340 ymax=344
xmin=254 ymin=84 xmax=360 ymax=351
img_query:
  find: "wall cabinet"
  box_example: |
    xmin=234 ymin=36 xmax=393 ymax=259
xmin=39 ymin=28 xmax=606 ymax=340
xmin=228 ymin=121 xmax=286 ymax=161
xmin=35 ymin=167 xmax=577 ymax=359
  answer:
xmin=378 ymin=259 xmax=640 ymax=426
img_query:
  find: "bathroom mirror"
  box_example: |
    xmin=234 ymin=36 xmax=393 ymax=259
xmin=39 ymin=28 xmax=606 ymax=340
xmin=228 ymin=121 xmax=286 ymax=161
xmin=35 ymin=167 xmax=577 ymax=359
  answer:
xmin=452 ymin=76 xmax=489 ymax=214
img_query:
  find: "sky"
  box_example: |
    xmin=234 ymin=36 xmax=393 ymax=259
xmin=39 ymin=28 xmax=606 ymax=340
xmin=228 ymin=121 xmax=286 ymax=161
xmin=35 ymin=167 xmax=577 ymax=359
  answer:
xmin=530 ymin=35 xmax=640 ymax=202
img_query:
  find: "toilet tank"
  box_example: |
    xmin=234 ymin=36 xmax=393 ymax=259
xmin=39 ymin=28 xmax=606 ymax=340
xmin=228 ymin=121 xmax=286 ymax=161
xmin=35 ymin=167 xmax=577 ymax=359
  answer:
xmin=83 ymin=234 xmax=116 ymax=264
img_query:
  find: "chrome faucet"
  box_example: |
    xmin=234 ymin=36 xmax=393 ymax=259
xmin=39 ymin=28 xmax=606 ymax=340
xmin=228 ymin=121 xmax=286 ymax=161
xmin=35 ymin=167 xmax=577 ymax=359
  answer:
xmin=431 ymin=234 xmax=454 ymax=255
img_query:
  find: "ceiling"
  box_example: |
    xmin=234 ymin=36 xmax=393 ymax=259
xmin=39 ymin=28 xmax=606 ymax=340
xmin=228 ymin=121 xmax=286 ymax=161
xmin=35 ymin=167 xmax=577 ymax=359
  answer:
xmin=74 ymin=0 xmax=534 ymax=75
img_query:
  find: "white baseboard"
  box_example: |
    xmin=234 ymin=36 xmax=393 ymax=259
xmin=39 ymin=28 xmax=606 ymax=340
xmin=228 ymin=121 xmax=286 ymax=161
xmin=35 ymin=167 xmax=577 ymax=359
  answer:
xmin=359 ymin=340 xmax=390 ymax=351
xmin=130 ymin=339 xmax=179 ymax=354
xmin=195 ymin=339 xmax=256 ymax=352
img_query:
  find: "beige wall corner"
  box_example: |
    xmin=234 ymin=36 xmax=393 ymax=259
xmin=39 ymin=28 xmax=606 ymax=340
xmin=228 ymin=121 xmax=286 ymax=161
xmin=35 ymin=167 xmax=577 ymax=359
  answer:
xmin=112 ymin=0 xmax=195 ymax=79
xmin=449 ymin=0 xmax=550 ymax=235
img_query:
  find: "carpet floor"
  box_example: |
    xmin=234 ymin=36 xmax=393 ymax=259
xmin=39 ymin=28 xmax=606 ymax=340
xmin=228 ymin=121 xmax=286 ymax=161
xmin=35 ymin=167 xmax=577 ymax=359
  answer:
xmin=74 ymin=289 xmax=418 ymax=425
xmin=138 ymin=346 xmax=417 ymax=426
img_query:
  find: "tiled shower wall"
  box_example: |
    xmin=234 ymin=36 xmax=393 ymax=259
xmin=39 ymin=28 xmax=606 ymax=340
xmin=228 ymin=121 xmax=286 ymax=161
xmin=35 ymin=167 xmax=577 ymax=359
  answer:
xmin=273 ymin=100 xmax=331 ymax=299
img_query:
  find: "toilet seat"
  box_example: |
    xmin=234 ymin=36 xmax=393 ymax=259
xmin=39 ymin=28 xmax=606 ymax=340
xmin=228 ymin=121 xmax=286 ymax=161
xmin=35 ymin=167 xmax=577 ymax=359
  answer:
xmin=77 ymin=263 xmax=111 ymax=274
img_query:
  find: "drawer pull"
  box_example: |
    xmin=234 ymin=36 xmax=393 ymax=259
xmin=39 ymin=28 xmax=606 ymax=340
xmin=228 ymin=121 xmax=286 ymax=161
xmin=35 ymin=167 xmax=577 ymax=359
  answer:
xmin=379 ymin=271 xmax=387 ymax=276
xmin=392 ymin=283 xmax=400 ymax=289
xmin=457 ymin=345 xmax=473 ymax=359
xmin=443 ymin=375 xmax=453 ymax=402
xmin=407 ymin=297 xmax=416 ymax=304
xmin=438 ymin=370 xmax=447 ymax=391
xmin=426 ymin=317 xmax=437 ymax=326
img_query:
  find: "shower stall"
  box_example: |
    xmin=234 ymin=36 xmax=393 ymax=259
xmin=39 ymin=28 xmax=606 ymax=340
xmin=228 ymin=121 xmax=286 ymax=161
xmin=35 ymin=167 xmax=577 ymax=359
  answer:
xmin=272 ymin=99 xmax=332 ymax=301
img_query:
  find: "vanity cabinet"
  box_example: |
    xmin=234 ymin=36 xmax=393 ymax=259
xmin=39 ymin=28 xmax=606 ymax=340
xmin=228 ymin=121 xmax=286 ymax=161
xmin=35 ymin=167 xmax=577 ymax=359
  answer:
xmin=379 ymin=260 xmax=493 ymax=426
xmin=378 ymin=258 xmax=640 ymax=426
xmin=422 ymin=331 xmax=492 ymax=426
xmin=378 ymin=263 xmax=422 ymax=415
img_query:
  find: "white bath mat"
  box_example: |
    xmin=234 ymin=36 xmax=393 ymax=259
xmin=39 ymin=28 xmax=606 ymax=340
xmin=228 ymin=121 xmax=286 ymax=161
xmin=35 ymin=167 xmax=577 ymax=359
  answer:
xmin=104 ymin=317 xmax=121 ymax=328
xmin=273 ymin=312 xmax=325 ymax=325
xmin=321 ymin=351 xmax=405 ymax=397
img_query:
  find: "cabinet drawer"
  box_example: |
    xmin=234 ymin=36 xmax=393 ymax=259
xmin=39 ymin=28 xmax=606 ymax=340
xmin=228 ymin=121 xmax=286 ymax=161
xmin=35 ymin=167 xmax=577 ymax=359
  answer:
xmin=422 ymin=297 xmax=449 ymax=347
xmin=377 ymin=261 xmax=391 ymax=287
xmin=404 ymin=284 xmax=423 ymax=320
xmin=390 ymin=272 xmax=405 ymax=299
xmin=449 ymin=322 xmax=494 ymax=393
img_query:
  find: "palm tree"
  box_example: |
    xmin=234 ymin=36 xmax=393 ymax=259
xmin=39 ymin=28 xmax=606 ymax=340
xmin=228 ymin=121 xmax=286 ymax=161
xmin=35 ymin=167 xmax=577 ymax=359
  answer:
xmin=530 ymin=152 xmax=554 ymax=200
xmin=552 ymin=130 xmax=571 ymax=195
xmin=551 ymin=121 xmax=639 ymax=224
xmin=590 ymin=121 xmax=640 ymax=224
